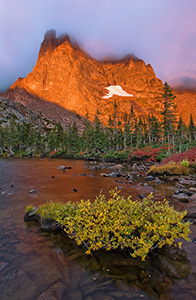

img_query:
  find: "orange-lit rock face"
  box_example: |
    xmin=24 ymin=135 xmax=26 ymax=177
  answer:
xmin=3 ymin=30 xmax=195 ymax=125
xmin=173 ymin=89 xmax=196 ymax=124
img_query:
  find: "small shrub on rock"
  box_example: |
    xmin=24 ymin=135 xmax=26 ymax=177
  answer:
xmin=25 ymin=205 xmax=34 ymax=213
xmin=30 ymin=189 xmax=191 ymax=261
xmin=148 ymin=161 xmax=190 ymax=176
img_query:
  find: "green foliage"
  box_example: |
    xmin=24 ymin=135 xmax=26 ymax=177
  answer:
xmin=192 ymin=161 xmax=196 ymax=172
xmin=101 ymin=150 xmax=129 ymax=162
xmin=180 ymin=159 xmax=189 ymax=168
xmin=32 ymin=189 xmax=191 ymax=261
xmin=21 ymin=150 xmax=33 ymax=158
xmin=25 ymin=205 xmax=34 ymax=213
xmin=160 ymin=82 xmax=177 ymax=143
xmin=36 ymin=201 xmax=75 ymax=221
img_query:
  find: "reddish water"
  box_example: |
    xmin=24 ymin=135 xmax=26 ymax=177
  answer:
xmin=0 ymin=158 xmax=196 ymax=300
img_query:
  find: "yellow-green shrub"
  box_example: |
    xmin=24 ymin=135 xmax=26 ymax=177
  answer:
xmin=25 ymin=205 xmax=34 ymax=213
xmin=148 ymin=161 xmax=190 ymax=176
xmin=180 ymin=159 xmax=189 ymax=168
xmin=32 ymin=189 xmax=191 ymax=261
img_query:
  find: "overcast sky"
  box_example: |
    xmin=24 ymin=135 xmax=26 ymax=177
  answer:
xmin=1 ymin=0 xmax=196 ymax=92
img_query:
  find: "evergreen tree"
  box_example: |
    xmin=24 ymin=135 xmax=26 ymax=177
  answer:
xmin=160 ymin=82 xmax=177 ymax=148
xmin=129 ymin=105 xmax=136 ymax=147
xmin=123 ymin=113 xmax=130 ymax=149
xmin=67 ymin=122 xmax=81 ymax=153
xmin=93 ymin=110 xmax=105 ymax=152
xmin=176 ymin=116 xmax=184 ymax=153
xmin=188 ymin=113 xmax=195 ymax=142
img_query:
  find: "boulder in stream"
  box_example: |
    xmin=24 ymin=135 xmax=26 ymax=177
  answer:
xmin=172 ymin=193 xmax=190 ymax=203
xmin=178 ymin=178 xmax=196 ymax=186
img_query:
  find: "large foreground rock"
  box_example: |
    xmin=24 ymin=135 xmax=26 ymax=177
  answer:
xmin=185 ymin=201 xmax=196 ymax=219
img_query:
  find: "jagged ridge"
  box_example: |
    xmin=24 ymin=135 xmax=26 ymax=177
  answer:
xmin=2 ymin=30 xmax=196 ymax=124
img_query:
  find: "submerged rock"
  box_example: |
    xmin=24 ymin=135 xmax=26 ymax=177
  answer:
xmin=0 ymin=266 xmax=37 ymax=300
xmin=40 ymin=219 xmax=61 ymax=232
xmin=37 ymin=282 xmax=65 ymax=300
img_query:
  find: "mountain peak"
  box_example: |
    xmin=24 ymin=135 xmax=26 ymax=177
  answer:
xmin=39 ymin=30 xmax=74 ymax=57
xmin=2 ymin=30 xmax=196 ymax=125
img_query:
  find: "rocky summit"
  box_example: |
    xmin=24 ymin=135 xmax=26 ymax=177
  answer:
xmin=2 ymin=30 xmax=196 ymax=124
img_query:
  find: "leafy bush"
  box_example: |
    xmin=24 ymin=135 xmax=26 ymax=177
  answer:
xmin=161 ymin=147 xmax=196 ymax=166
xmin=192 ymin=161 xmax=196 ymax=172
xmin=148 ymin=161 xmax=190 ymax=176
xmin=22 ymin=151 xmax=33 ymax=158
xmin=101 ymin=150 xmax=129 ymax=162
xmin=180 ymin=159 xmax=189 ymax=168
xmin=128 ymin=144 xmax=171 ymax=162
xmin=25 ymin=205 xmax=34 ymax=213
xmin=33 ymin=189 xmax=191 ymax=261
xmin=2 ymin=152 xmax=8 ymax=158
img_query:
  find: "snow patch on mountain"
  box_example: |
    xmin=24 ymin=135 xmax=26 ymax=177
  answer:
xmin=103 ymin=85 xmax=134 ymax=99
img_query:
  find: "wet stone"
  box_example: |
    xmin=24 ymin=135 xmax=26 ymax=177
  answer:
xmin=67 ymin=289 xmax=83 ymax=300
xmin=172 ymin=193 xmax=189 ymax=202
xmin=37 ymin=282 xmax=65 ymax=300
xmin=175 ymin=182 xmax=186 ymax=189
xmin=125 ymin=174 xmax=134 ymax=181
xmin=113 ymin=164 xmax=124 ymax=170
xmin=84 ymin=297 xmax=93 ymax=300
xmin=185 ymin=203 xmax=196 ymax=218
xmin=190 ymin=193 xmax=196 ymax=201
xmin=155 ymin=177 xmax=164 ymax=184
xmin=15 ymin=242 xmax=33 ymax=255
xmin=69 ymin=264 xmax=87 ymax=291
xmin=29 ymin=189 xmax=37 ymax=194
xmin=91 ymin=291 xmax=115 ymax=300
xmin=178 ymin=178 xmax=196 ymax=186
xmin=192 ymin=237 xmax=196 ymax=243
xmin=0 ymin=261 xmax=8 ymax=270
xmin=173 ymin=294 xmax=195 ymax=300
xmin=145 ymin=175 xmax=154 ymax=181
xmin=0 ymin=266 xmax=37 ymax=300
xmin=22 ymin=255 xmax=62 ymax=287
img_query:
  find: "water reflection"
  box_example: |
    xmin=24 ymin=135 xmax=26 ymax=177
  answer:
xmin=0 ymin=158 xmax=195 ymax=300
xmin=34 ymin=226 xmax=190 ymax=300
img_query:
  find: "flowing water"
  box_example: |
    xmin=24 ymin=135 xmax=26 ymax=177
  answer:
xmin=0 ymin=158 xmax=196 ymax=300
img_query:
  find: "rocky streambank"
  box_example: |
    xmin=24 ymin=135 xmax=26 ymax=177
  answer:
xmin=99 ymin=162 xmax=196 ymax=223
xmin=24 ymin=161 xmax=196 ymax=234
